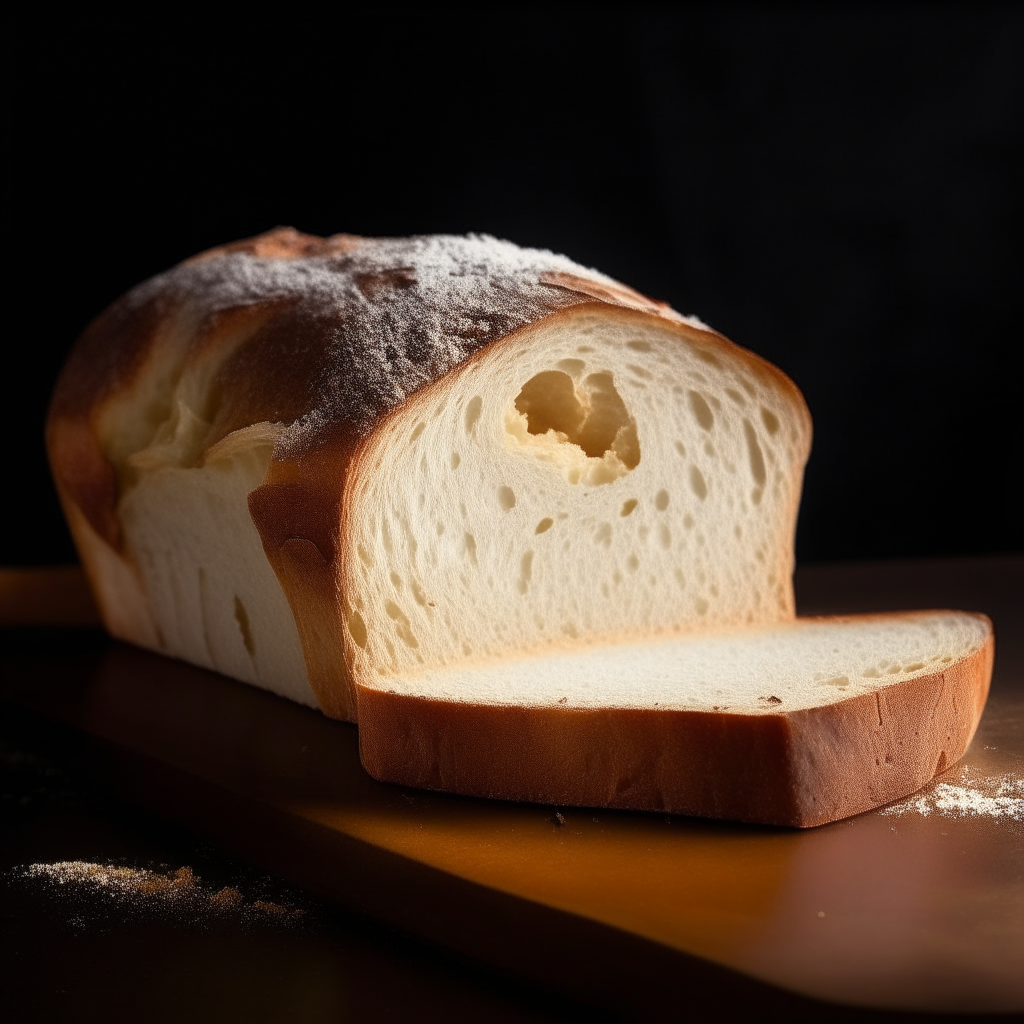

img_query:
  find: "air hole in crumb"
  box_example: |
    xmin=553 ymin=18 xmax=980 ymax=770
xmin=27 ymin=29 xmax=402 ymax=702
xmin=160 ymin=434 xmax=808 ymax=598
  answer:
xmin=620 ymin=499 xmax=638 ymax=517
xmin=465 ymin=396 xmax=483 ymax=434
xmin=743 ymin=419 xmax=767 ymax=503
xmin=674 ymin=441 xmax=686 ymax=457
xmin=688 ymin=391 xmax=714 ymax=430
xmin=410 ymin=422 xmax=426 ymax=441
xmin=536 ymin=518 xmax=554 ymax=534
xmin=627 ymin=340 xmax=652 ymax=352
xmin=348 ymin=610 xmax=367 ymax=648
xmin=464 ymin=533 xmax=478 ymax=565
xmin=498 ymin=486 xmax=516 ymax=511
xmin=594 ymin=523 xmax=612 ymax=546
xmin=508 ymin=370 xmax=640 ymax=482
xmin=357 ymin=544 xmax=374 ymax=568
xmin=450 ymin=453 xmax=461 ymax=470
xmin=384 ymin=601 xmax=418 ymax=648
xmin=761 ymin=407 xmax=780 ymax=434
xmin=689 ymin=466 xmax=708 ymax=500
xmin=234 ymin=596 xmax=255 ymax=658
xmin=518 ymin=551 xmax=534 ymax=594
xmin=726 ymin=388 xmax=745 ymax=405
xmin=655 ymin=489 xmax=670 ymax=511
xmin=389 ymin=571 xmax=402 ymax=590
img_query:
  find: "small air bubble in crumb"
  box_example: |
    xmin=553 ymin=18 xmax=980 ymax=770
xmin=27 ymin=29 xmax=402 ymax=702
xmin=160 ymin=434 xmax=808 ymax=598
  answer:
xmin=517 ymin=550 xmax=534 ymax=594
xmin=465 ymin=396 xmax=483 ymax=434
xmin=535 ymin=518 xmax=554 ymax=534
xmin=621 ymin=499 xmax=638 ymax=517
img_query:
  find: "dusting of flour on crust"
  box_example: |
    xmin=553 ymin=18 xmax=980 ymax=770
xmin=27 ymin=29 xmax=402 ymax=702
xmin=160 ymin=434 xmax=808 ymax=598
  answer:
xmin=880 ymin=766 xmax=1024 ymax=821
xmin=118 ymin=233 xmax=622 ymax=455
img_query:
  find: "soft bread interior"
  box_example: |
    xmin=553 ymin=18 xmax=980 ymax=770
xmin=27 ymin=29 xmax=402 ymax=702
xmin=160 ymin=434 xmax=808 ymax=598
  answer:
xmin=84 ymin=312 xmax=315 ymax=706
xmin=360 ymin=612 xmax=990 ymax=712
xmin=116 ymin=434 xmax=314 ymax=705
xmin=344 ymin=310 xmax=810 ymax=682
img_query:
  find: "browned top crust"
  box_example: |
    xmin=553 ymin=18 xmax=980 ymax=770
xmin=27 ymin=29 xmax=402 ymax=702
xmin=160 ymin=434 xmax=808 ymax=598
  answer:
xmin=47 ymin=228 xmax=811 ymax=717
xmin=49 ymin=227 xmax=806 ymax=540
xmin=49 ymin=230 xmax=661 ymax=536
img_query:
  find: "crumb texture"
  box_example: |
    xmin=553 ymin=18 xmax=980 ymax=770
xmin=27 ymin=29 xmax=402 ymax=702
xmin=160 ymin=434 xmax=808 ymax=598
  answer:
xmin=346 ymin=310 xmax=809 ymax=681
xmin=363 ymin=612 xmax=990 ymax=712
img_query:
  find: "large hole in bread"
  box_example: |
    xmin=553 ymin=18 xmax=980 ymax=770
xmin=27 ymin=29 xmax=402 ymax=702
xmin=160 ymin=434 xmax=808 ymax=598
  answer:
xmin=505 ymin=370 xmax=639 ymax=485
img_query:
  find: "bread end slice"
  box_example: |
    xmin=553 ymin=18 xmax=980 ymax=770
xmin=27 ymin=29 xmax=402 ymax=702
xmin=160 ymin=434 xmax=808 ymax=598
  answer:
xmin=356 ymin=611 xmax=993 ymax=827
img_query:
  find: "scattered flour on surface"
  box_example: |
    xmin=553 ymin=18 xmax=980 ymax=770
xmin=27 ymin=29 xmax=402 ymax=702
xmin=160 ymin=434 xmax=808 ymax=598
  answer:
xmin=14 ymin=861 xmax=303 ymax=923
xmin=881 ymin=767 xmax=1024 ymax=821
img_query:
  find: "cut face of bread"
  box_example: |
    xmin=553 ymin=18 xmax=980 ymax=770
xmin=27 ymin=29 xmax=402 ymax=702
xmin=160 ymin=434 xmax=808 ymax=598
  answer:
xmin=361 ymin=612 xmax=989 ymax=711
xmin=344 ymin=308 xmax=808 ymax=682
xmin=357 ymin=611 xmax=993 ymax=827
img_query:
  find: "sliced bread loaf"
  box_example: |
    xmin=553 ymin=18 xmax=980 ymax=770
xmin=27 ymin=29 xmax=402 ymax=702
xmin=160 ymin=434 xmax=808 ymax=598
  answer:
xmin=47 ymin=228 xmax=993 ymax=825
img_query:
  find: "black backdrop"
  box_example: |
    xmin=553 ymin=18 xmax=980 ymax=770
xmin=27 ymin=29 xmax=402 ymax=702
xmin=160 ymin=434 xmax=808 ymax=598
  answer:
xmin=5 ymin=4 xmax=1021 ymax=566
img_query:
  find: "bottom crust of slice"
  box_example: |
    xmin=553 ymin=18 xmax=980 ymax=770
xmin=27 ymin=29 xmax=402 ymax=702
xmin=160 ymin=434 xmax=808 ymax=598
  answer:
xmin=356 ymin=627 xmax=993 ymax=828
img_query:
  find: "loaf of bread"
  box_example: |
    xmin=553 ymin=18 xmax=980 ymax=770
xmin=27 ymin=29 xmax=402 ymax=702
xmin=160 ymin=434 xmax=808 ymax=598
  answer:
xmin=48 ymin=228 xmax=993 ymax=826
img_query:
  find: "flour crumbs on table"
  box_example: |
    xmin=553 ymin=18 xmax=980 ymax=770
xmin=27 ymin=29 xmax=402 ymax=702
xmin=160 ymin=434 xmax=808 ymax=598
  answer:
xmin=880 ymin=766 xmax=1024 ymax=822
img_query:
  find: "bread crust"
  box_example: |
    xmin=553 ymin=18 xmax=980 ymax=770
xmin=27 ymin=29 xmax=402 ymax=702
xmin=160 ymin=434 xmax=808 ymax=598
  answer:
xmin=48 ymin=228 xmax=810 ymax=720
xmin=355 ymin=614 xmax=993 ymax=828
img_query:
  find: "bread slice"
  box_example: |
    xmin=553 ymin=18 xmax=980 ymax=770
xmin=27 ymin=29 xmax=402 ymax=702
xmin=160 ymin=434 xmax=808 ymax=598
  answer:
xmin=357 ymin=612 xmax=992 ymax=827
xmin=47 ymin=227 xmax=993 ymax=826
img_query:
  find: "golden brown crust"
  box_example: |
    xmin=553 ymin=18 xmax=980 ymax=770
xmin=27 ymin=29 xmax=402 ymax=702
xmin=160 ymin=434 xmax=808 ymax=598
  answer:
xmin=354 ymin=617 xmax=993 ymax=828
xmin=49 ymin=228 xmax=810 ymax=722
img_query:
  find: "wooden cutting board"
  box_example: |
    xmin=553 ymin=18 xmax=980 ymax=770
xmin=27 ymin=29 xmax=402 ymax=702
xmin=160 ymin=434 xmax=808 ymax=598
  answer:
xmin=2 ymin=560 xmax=1022 ymax=1017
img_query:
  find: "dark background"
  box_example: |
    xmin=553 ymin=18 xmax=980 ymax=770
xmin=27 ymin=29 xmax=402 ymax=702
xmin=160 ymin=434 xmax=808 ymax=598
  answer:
xmin=5 ymin=3 xmax=1021 ymax=567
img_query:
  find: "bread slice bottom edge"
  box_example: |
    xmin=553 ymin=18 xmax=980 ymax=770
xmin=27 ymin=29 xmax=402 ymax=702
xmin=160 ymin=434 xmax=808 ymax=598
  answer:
xmin=355 ymin=621 xmax=993 ymax=828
